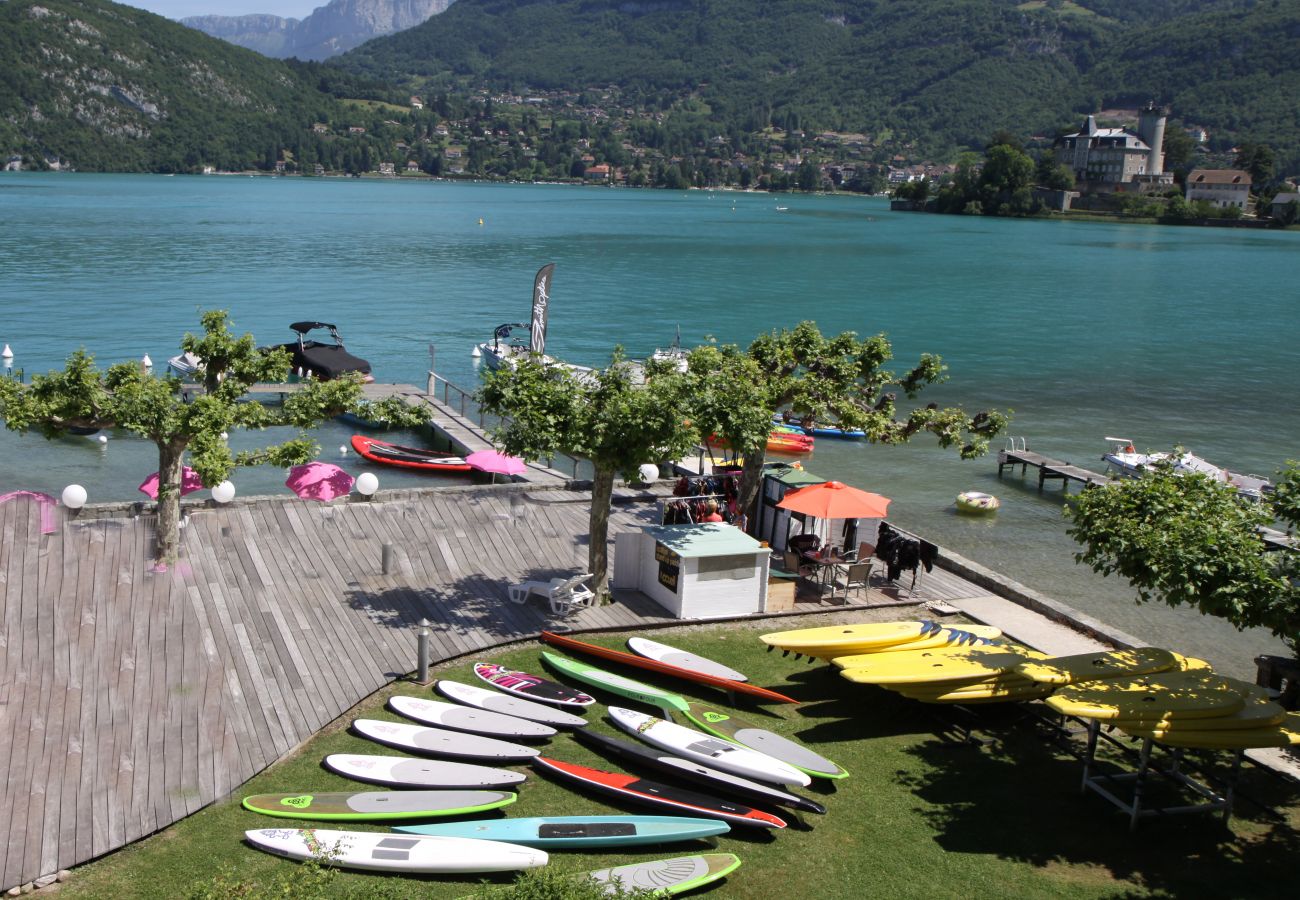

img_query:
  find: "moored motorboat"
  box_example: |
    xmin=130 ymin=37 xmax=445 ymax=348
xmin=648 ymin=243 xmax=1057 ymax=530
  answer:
xmin=262 ymin=322 xmax=373 ymax=382
xmin=350 ymin=435 xmax=473 ymax=473
xmin=1101 ymin=437 xmax=1272 ymax=501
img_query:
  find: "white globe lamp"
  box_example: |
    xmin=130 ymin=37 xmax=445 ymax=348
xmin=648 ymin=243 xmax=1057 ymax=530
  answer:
xmin=62 ymin=484 xmax=88 ymax=509
xmin=356 ymin=472 xmax=379 ymax=497
xmin=212 ymin=481 xmax=236 ymax=504
xmin=637 ymin=463 xmax=659 ymax=484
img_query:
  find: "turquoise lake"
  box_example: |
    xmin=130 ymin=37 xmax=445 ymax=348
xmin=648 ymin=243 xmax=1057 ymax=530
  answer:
xmin=1 ymin=173 xmax=1297 ymax=676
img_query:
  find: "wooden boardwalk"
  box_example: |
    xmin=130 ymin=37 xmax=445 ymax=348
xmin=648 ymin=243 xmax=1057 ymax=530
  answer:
xmin=0 ymin=486 xmax=999 ymax=890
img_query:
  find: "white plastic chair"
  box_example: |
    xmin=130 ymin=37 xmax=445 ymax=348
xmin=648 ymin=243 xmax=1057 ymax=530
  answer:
xmin=508 ymin=573 xmax=596 ymax=615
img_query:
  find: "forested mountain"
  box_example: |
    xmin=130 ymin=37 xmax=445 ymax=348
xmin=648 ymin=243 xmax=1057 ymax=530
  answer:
xmin=0 ymin=0 xmax=413 ymax=171
xmin=336 ymin=0 xmax=1300 ymax=167
xmin=183 ymin=0 xmax=456 ymax=62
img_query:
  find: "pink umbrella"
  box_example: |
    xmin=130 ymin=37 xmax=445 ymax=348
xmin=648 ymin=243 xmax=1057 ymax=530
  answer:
xmin=285 ymin=461 xmax=355 ymax=501
xmin=466 ymin=450 xmax=528 ymax=476
xmin=138 ymin=467 xmax=205 ymax=499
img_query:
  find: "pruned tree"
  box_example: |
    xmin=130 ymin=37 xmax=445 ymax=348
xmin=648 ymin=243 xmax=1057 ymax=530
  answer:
xmin=0 ymin=309 xmax=425 ymax=565
xmin=1067 ymin=461 xmax=1300 ymax=658
xmin=478 ymin=352 xmax=699 ymax=596
xmin=685 ymin=322 xmax=1009 ymax=528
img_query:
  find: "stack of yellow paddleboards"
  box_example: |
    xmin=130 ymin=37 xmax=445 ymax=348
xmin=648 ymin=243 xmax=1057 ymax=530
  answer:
xmin=759 ymin=620 xmax=1004 ymax=662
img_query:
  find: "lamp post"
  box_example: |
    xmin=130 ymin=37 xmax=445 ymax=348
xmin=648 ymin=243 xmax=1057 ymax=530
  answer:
xmin=414 ymin=618 xmax=432 ymax=685
xmin=62 ymin=484 xmax=87 ymax=518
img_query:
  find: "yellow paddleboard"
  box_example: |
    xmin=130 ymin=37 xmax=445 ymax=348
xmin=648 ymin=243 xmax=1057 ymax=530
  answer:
xmin=896 ymin=680 xmax=1055 ymax=704
xmin=894 ymin=672 xmax=1037 ymax=696
xmin=838 ymin=646 xmax=1046 ymax=686
xmin=1014 ymin=647 xmax=1179 ymax=686
xmin=1045 ymin=671 xmax=1246 ymax=721
xmin=1120 ymin=713 xmax=1300 ymax=750
xmin=1172 ymin=654 xmax=1213 ymax=671
xmin=831 ymin=627 xmax=1005 ymax=667
xmin=860 ymin=625 xmax=1004 ymax=655
xmin=762 ymin=621 xmax=956 ymax=659
xmin=1109 ymin=678 xmax=1284 ymax=732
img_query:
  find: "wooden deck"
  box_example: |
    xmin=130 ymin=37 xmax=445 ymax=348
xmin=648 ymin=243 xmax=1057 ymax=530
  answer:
xmin=997 ymin=448 xmax=1113 ymax=492
xmin=0 ymin=486 xmax=999 ymax=890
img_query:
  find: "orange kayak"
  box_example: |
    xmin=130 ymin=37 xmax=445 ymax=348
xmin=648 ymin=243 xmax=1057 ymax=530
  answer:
xmin=540 ymin=632 xmax=798 ymax=704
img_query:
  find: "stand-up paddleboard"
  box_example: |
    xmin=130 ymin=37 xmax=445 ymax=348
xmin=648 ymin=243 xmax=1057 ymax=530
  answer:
xmin=761 ymin=620 xmax=1000 ymax=659
xmin=627 ymin=637 xmax=749 ymax=682
xmin=607 ymin=706 xmax=811 ymax=787
xmin=531 ymin=756 xmax=786 ymax=829
xmin=245 ymin=829 xmax=547 ymax=873
xmin=353 ymin=719 xmax=539 ymax=762
xmin=679 ymin=702 xmax=848 ymax=781
xmin=1109 ymin=678 xmax=1284 ymax=732
xmin=241 ymin=790 xmax=516 ymax=822
xmin=473 ymin=662 xmax=597 ymax=708
xmin=855 ymin=625 xmax=1004 ymax=655
xmin=573 ymin=728 xmax=825 ymax=815
xmin=325 ymin=753 xmax=526 ymax=789
xmin=395 ymin=815 xmax=730 ymax=848
xmin=542 ymin=631 xmax=797 ymax=704
xmin=436 ymin=679 xmax=588 ymax=729
xmin=894 ymin=681 xmax=1056 ymax=704
xmin=1118 ymin=712 xmax=1300 ymax=750
xmin=585 ymin=854 xmax=742 ymax=896
xmin=541 ymin=652 xmax=692 ymax=712
xmin=388 ymin=695 xmax=556 ymax=740
xmin=1014 ymin=647 xmax=1179 ymax=685
xmin=1044 ymin=672 xmax=1248 ymax=721
xmin=838 ymin=646 xmax=1046 ymax=686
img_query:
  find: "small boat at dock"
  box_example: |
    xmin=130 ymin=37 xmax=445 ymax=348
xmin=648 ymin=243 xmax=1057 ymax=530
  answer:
xmin=351 ymin=435 xmax=473 ymax=473
xmin=1101 ymin=437 xmax=1272 ymax=501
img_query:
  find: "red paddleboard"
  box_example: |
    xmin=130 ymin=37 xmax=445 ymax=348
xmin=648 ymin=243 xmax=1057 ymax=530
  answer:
xmin=350 ymin=435 xmax=473 ymax=472
xmin=540 ymin=632 xmax=798 ymax=704
xmin=531 ymin=756 xmax=785 ymax=829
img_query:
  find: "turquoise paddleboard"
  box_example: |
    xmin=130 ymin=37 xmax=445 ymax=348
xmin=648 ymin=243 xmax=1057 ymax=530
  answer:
xmin=394 ymin=815 xmax=729 ymax=848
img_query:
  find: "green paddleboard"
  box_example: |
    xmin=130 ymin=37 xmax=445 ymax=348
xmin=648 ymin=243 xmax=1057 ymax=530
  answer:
xmin=241 ymin=789 xmax=516 ymax=822
xmin=541 ymin=651 xmax=689 ymax=713
xmin=683 ymin=703 xmax=849 ymax=780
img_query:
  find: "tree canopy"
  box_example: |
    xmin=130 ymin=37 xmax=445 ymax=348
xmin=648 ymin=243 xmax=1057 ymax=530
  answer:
xmin=1066 ymin=461 xmax=1300 ymax=657
xmin=686 ymin=322 xmax=1009 ymax=525
xmin=477 ymin=352 xmax=699 ymax=594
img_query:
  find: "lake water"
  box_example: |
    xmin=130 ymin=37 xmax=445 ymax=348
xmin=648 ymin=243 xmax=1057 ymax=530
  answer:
xmin=2 ymin=173 xmax=1297 ymax=677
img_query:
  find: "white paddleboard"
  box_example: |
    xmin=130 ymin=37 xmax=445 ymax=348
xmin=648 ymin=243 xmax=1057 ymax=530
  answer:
xmin=353 ymin=719 xmax=539 ymax=762
xmin=627 ymin=636 xmax=749 ymax=682
xmin=324 ymin=753 xmax=526 ymax=788
xmin=244 ymin=828 xmax=547 ymax=873
xmin=388 ymin=695 xmax=556 ymax=740
xmin=436 ymin=679 xmax=588 ymax=729
xmin=607 ymin=706 xmax=811 ymax=787
xmin=474 ymin=662 xmax=597 ymax=708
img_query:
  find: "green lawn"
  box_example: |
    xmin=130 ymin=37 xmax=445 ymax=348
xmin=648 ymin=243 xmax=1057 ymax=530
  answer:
xmin=58 ymin=619 xmax=1300 ymax=899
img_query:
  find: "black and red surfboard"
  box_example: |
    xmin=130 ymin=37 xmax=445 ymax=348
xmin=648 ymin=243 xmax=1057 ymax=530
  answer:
xmin=531 ymin=756 xmax=786 ymax=829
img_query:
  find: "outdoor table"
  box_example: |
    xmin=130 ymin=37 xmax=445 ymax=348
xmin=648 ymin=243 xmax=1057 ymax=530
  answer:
xmin=802 ymin=550 xmax=851 ymax=589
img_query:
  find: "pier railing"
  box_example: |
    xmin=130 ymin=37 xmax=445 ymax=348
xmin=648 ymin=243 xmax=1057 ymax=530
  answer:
xmin=428 ymin=372 xmax=587 ymax=480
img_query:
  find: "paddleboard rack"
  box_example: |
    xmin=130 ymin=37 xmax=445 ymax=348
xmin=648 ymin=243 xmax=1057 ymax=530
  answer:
xmin=1077 ymin=720 xmax=1241 ymax=831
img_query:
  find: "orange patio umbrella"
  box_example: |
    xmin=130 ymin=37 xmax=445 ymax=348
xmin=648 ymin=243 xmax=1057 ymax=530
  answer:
xmin=776 ymin=480 xmax=891 ymax=519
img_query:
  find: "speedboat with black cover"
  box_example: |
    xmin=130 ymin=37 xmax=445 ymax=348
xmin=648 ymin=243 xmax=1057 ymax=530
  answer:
xmin=264 ymin=322 xmax=373 ymax=382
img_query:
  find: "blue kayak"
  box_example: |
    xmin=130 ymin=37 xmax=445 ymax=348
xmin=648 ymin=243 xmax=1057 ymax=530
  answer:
xmin=393 ymin=815 xmax=729 ymax=848
xmin=771 ymin=415 xmax=866 ymax=439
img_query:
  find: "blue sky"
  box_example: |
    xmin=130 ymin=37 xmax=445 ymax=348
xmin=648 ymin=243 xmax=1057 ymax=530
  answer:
xmin=123 ymin=1 xmax=324 ymax=18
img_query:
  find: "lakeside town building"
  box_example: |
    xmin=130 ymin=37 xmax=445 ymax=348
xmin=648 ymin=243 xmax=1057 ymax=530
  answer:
xmin=1185 ymin=169 xmax=1252 ymax=210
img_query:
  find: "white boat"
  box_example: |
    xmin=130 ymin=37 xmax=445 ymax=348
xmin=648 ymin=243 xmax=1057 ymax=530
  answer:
xmin=475 ymin=263 xmax=595 ymax=380
xmin=648 ymin=325 xmax=690 ymax=373
xmin=167 ymin=351 xmax=203 ymax=378
xmin=1101 ymin=437 xmax=1272 ymax=501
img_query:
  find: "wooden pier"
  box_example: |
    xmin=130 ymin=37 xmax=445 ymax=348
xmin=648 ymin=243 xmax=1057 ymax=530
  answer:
xmin=997 ymin=446 xmax=1113 ymax=493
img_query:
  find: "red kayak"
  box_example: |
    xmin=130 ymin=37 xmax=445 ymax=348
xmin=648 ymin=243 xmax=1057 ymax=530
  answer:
xmin=540 ymin=631 xmax=798 ymax=705
xmin=531 ymin=756 xmax=786 ymax=829
xmin=350 ymin=435 xmax=473 ymax=472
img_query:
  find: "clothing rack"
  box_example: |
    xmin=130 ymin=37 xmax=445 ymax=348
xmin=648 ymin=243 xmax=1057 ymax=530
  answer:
xmin=875 ymin=521 xmax=939 ymax=597
xmin=659 ymin=494 xmax=733 ymax=525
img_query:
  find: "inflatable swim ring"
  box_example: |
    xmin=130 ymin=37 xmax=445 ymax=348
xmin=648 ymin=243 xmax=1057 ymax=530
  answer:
xmin=956 ymin=491 xmax=999 ymax=514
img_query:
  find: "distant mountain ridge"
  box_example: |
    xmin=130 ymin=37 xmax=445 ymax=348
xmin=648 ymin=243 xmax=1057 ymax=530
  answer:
xmin=183 ymin=0 xmax=455 ymax=61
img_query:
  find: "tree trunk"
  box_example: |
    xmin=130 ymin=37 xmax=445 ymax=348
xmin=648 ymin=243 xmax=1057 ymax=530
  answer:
xmin=587 ymin=464 xmax=616 ymax=599
xmin=153 ymin=440 xmax=187 ymax=567
xmin=736 ymin=449 xmax=769 ymax=535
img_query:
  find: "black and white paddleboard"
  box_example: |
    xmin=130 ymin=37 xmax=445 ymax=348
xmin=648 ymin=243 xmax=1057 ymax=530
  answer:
xmin=388 ymin=695 xmax=556 ymax=740
xmin=352 ymin=719 xmax=540 ymax=762
xmin=324 ymin=753 xmax=526 ymax=789
xmin=244 ymin=829 xmax=547 ymax=873
xmin=627 ymin=636 xmax=749 ymax=682
xmin=573 ymin=728 xmax=825 ymax=815
xmin=436 ymin=679 xmax=588 ymax=729
xmin=474 ymin=662 xmax=597 ymax=708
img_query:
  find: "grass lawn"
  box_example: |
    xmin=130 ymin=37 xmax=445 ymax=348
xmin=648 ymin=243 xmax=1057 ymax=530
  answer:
xmin=56 ymin=617 xmax=1300 ymax=899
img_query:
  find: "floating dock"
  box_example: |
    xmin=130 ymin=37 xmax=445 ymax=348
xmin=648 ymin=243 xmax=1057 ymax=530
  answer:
xmin=997 ymin=446 xmax=1112 ymax=493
